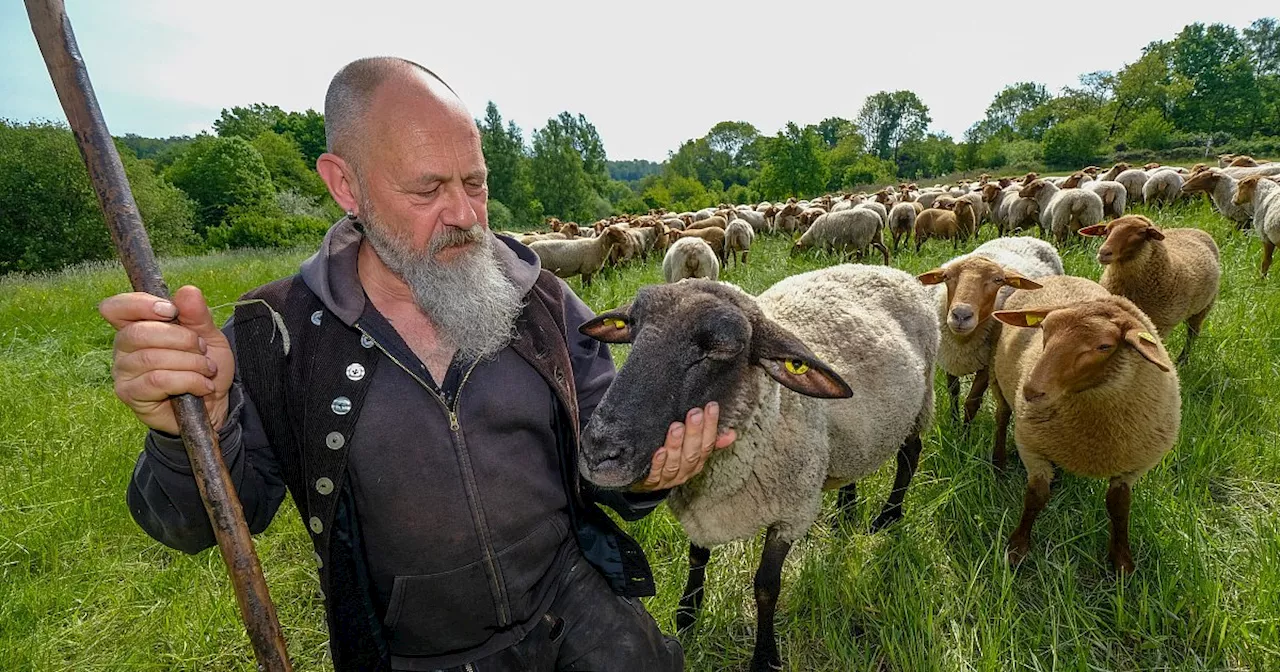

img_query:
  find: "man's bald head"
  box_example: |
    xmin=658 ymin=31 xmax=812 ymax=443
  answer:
xmin=323 ymin=57 xmax=462 ymax=167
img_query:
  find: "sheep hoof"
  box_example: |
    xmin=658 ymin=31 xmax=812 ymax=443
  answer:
xmin=869 ymin=507 xmax=903 ymax=533
xmin=1007 ymin=536 xmax=1031 ymax=567
xmin=1109 ymin=548 xmax=1135 ymax=575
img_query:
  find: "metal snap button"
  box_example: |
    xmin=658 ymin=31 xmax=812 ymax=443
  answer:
xmin=310 ymin=310 xmax=323 ymax=326
xmin=315 ymin=477 xmax=334 ymax=495
xmin=345 ymin=363 xmax=365 ymax=381
xmin=325 ymin=432 xmax=345 ymax=450
xmin=360 ymin=334 xmax=375 ymax=349
xmin=309 ymin=516 xmax=323 ymax=534
xmin=331 ymin=396 xmax=352 ymax=415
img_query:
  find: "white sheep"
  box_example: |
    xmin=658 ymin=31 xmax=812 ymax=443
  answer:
xmin=1142 ymin=169 xmax=1184 ymax=206
xmin=662 ymin=236 xmax=720 ymax=283
xmin=578 ymin=264 xmax=938 ymax=671
xmin=916 ymin=237 xmax=1063 ymax=457
xmin=794 ymin=208 xmax=890 ymax=263
xmin=1182 ymin=168 xmax=1252 ymax=226
xmin=1019 ymin=179 xmax=1104 ymax=243
xmin=887 ymin=201 xmax=919 ymax=251
xmin=1115 ymin=169 xmax=1150 ymax=203
xmin=1232 ymin=175 xmax=1280 ymax=278
xmin=1085 ymin=180 xmax=1128 ymax=219
xmin=526 ymin=226 xmax=629 ymax=286
xmin=725 ymin=219 xmax=755 ymax=268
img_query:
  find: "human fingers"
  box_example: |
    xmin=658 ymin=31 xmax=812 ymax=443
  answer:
xmin=113 ymin=348 xmax=218 ymax=382
xmin=114 ymin=319 xmax=207 ymax=357
xmin=98 ymin=292 xmax=179 ymax=330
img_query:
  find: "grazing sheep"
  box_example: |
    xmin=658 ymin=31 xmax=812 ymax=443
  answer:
xmin=1085 ymin=180 xmax=1128 ymax=219
xmin=693 ymin=207 xmax=717 ymax=221
xmin=1101 ymin=162 xmax=1130 ymax=182
xmin=991 ymin=278 xmax=1180 ymax=573
xmin=1078 ymin=215 xmax=1220 ymax=364
xmin=672 ymin=227 xmax=727 ymax=264
xmin=1019 ymin=179 xmax=1104 ymax=243
xmin=856 ymin=201 xmax=888 ymax=226
xmin=1232 ymin=175 xmax=1280 ymax=278
xmin=662 ymin=236 xmax=721 ymax=283
xmin=774 ymin=202 xmax=805 ymax=234
xmin=888 ymin=201 xmax=920 ymax=251
xmin=1182 ymin=168 xmax=1252 ymax=226
xmin=1115 ymin=169 xmax=1149 ymax=203
xmin=1142 ymin=169 xmax=1184 ymax=206
xmin=916 ymin=237 xmax=1064 ymax=456
xmin=794 ymin=208 xmax=890 ymax=264
xmin=725 ymin=219 xmax=755 ymax=267
xmin=577 ymin=265 xmax=938 ymax=671
xmin=688 ymin=215 xmax=729 ymax=231
xmin=915 ymin=199 xmax=978 ymax=251
xmin=528 ymin=226 xmax=629 ymax=286
xmin=729 ymin=208 xmax=769 ymax=234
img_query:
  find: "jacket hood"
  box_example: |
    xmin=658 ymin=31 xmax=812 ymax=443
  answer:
xmin=297 ymin=217 xmax=542 ymax=326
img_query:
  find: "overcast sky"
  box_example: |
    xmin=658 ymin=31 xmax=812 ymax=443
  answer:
xmin=0 ymin=1 xmax=1268 ymax=161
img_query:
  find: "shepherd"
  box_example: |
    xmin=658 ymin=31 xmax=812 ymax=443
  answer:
xmin=99 ymin=58 xmax=735 ymax=671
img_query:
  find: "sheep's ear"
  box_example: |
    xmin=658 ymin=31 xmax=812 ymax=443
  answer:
xmin=751 ymin=321 xmax=852 ymax=399
xmin=1145 ymin=227 xmax=1165 ymax=241
xmin=993 ymin=309 xmax=1052 ymax=328
xmin=580 ymin=308 xmax=634 ymax=344
xmin=1123 ymin=328 xmax=1172 ymax=372
xmin=917 ymin=268 xmax=947 ymax=285
xmin=1002 ymin=272 xmax=1042 ymax=290
xmin=1078 ymin=224 xmax=1109 ymax=237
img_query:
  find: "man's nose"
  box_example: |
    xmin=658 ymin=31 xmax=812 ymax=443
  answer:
xmin=439 ymin=183 xmax=479 ymax=227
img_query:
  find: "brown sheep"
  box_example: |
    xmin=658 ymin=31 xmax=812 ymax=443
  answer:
xmin=1229 ymin=155 xmax=1260 ymax=168
xmin=914 ymin=199 xmax=977 ymax=251
xmin=688 ymin=215 xmax=729 ymax=231
xmin=670 ymin=227 xmax=727 ymax=264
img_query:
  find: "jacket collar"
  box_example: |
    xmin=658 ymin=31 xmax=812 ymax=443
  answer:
xmin=298 ymin=216 xmax=542 ymax=327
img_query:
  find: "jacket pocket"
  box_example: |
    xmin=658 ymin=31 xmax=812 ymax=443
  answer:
xmin=382 ymin=561 xmax=500 ymax=656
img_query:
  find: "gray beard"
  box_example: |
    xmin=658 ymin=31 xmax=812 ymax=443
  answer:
xmin=359 ymin=210 xmax=524 ymax=362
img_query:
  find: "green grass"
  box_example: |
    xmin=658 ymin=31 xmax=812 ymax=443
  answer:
xmin=2 ymin=201 xmax=1278 ymax=670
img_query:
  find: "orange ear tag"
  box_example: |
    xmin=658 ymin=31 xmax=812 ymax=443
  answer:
xmin=1025 ymin=315 xmax=1043 ymax=326
xmin=784 ymin=360 xmax=810 ymax=375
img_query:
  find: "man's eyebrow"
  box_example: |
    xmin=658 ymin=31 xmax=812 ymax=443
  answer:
xmin=412 ymin=170 xmax=487 ymax=186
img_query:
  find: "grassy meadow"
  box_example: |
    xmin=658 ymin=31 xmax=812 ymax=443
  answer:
xmin=2 ymin=200 xmax=1279 ymax=670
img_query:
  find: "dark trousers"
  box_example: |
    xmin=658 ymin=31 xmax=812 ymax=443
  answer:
xmin=432 ymin=556 xmax=683 ymax=672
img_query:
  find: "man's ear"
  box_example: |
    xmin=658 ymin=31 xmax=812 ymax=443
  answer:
xmin=1123 ymin=328 xmax=1173 ymax=372
xmin=579 ymin=308 xmax=634 ymax=344
xmin=751 ymin=318 xmax=852 ymax=399
xmin=316 ymin=153 xmax=360 ymax=214
xmin=917 ymin=268 xmax=947 ymax=285
xmin=993 ymin=309 xmax=1052 ymax=328
xmin=1003 ymin=271 xmax=1043 ymax=290
xmin=1078 ymin=224 xmax=1109 ymax=237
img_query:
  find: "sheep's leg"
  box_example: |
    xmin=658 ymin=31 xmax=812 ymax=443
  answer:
xmin=750 ymin=527 xmax=791 ymax=672
xmin=1178 ymin=303 xmax=1212 ymax=365
xmin=581 ymin=272 xmax=593 ymax=288
xmin=963 ymin=368 xmax=989 ymax=426
xmin=1261 ymin=240 xmax=1275 ymax=279
xmin=874 ymin=241 xmax=891 ymax=266
xmin=676 ymin=544 xmax=712 ymax=632
xmin=1008 ymin=456 xmax=1054 ymax=566
xmin=946 ymin=374 xmax=961 ymax=421
xmin=870 ymin=434 xmax=923 ymax=532
xmin=1105 ymin=478 xmax=1135 ymax=574
xmin=992 ymin=381 xmax=1011 ymax=470
xmin=742 ymin=249 xmax=749 ymax=265
xmin=831 ymin=482 xmax=857 ymax=531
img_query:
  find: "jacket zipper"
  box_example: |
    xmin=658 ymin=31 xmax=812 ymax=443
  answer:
xmin=354 ymin=323 xmax=512 ymax=626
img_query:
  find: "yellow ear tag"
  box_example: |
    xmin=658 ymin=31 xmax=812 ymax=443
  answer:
xmin=611 ymin=319 xmax=626 ymax=329
xmin=785 ymin=359 xmax=810 ymax=375
xmin=1138 ymin=331 xmax=1157 ymax=343
xmin=1025 ymin=314 xmax=1043 ymax=326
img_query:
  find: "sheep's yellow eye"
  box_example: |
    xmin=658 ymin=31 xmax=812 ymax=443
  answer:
xmin=1137 ymin=331 xmax=1157 ymax=343
xmin=612 ymin=319 xmax=626 ymax=329
xmin=785 ymin=359 xmax=810 ymax=375
xmin=1025 ymin=315 xmax=1043 ymax=326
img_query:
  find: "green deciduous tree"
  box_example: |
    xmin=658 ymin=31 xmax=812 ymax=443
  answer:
xmin=166 ymin=135 xmax=275 ymax=233
xmin=1042 ymin=116 xmax=1105 ymax=168
xmin=530 ymin=114 xmax=595 ymax=222
xmin=0 ymin=122 xmax=197 ymax=273
xmin=856 ymin=90 xmax=931 ymax=162
xmin=250 ymin=130 xmax=328 ymax=199
xmin=479 ymin=102 xmax=536 ymax=225
xmin=752 ymin=123 xmax=829 ymax=199
xmin=979 ymin=82 xmax=1051 ymax=141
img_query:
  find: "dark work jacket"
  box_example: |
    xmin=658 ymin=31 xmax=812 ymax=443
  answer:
xmin=125 ymin=218 xmax=663 ymax=671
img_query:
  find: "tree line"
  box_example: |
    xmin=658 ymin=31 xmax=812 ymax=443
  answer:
xmin=1 ymin=18 xmax=1276 ymax=273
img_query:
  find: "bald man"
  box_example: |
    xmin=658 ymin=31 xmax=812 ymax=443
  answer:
xmin=100 ymin=58 xmax=732 ymax=671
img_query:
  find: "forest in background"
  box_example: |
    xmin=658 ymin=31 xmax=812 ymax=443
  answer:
xmin=1 ymin=18 xmax=1277 ymax=273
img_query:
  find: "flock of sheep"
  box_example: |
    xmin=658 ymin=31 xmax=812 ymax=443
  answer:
xmin=493 ymin=153 xmax=1279 ymax=672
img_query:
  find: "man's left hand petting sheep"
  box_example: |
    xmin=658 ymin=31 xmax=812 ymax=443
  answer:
xmin=98 ymin=57 xmax=733 ymax=672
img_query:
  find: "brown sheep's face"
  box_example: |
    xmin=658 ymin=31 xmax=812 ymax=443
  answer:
xmin=577 ymin=282 xmax=852 ymax=489
xmin=1018 ymin=180 xmax=1046 ymax=199
xmin=1234 ymin=177 xmax=1260 ymax=206
xmin=1079 ymin=215 xmax=1164 ymax=265
xmin=918 ymin=258 xmax=1042 ymax=336
xmin=995 ymin=300 xmax=1172 ymax=404
xmin=1182 ymin=170 xmax=1222 ymax=194
xmin=981 ymin=184 xmax=1002 ymax=202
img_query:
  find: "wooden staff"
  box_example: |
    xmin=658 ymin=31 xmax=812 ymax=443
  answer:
xmin=24 ymin=1 xmax=293 ymax=669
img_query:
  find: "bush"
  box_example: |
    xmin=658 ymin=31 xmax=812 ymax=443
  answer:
xmin=1042 ymin=116 xmax=1106 ymax=168
xmin=204 ymin=209 xmax=330 ymax=250
xmin=1003 ymin=140 xmax=1043 ymax=168
xmin=0 ymin=121 xmax=198 ymax=274
xmin=166 ymin=135 xmax=275 ymax=233
xmin=1124 ymin=111 xmax=1176 ymax=151
xmin=487 ymin=199 xmax=515 ymax=230
xmin=842 ymin=155 xmax=897 ymax=189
